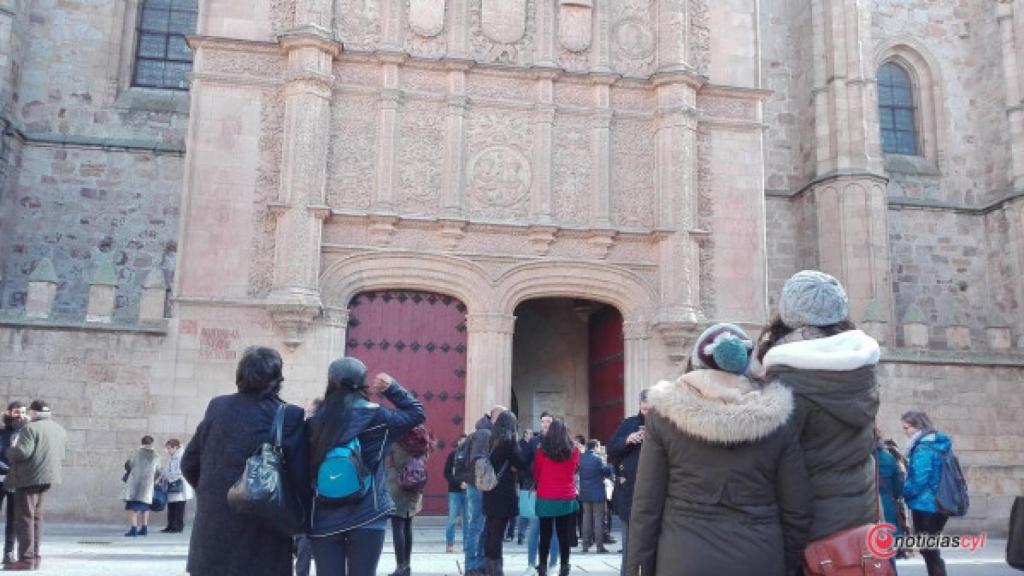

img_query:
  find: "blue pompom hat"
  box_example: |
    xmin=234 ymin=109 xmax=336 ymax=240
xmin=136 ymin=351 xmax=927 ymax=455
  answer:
xmin=690 ymin=323 xmax=754 ymax=375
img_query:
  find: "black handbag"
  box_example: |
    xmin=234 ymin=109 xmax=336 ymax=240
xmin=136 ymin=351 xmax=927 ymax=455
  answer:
xmin=1009 ymin=496 xmax=1024 ymax=569
xmin=226 ymin=403 xmax=305 ymax=535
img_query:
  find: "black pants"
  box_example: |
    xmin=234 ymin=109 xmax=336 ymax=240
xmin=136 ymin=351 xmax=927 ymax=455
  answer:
xmin=539 ymin=515 xmax=572 ymax=569
xmin=912 ymin=510 xmax=949 ymax=572
xmin=486 ymin=515 xmax=511 ymax=560
xmin=165 ymin=501 xmax=186 ymax=531
xmin=0 ymin=491 xmax=16 ymax=555
xmin=311 ymin=528 xmax=386 ymax=576
xmin=391 ymin=516 xmax=413 ymax=567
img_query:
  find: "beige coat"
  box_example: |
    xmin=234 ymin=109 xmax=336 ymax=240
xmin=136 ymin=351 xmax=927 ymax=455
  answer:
xmin=386 ymin=443 xmax=424 ymax=518
xmin=123 ymin=446 xmax=161 ymax=504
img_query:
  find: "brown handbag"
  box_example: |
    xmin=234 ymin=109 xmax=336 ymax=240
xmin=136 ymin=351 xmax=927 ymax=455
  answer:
xmin=802 ymin=461 xmax=896 ymax=576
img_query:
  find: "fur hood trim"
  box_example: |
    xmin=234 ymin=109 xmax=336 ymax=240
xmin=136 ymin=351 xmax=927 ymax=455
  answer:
xmin=648 ymin=370 xmax=794 ymax=444
xmin=762 ymin=330 xmax=880 ymax=372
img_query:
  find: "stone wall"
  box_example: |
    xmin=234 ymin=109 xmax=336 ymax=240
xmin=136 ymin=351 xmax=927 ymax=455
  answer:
xmin=0 ymin=0 xmax=189 ymax=319
xmin=888 ymin=207 xmax=994 ymax=345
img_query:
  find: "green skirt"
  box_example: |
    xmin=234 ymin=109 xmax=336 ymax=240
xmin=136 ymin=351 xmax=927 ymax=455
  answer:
xmin=535 ymin=498 xmax=579 ymax=518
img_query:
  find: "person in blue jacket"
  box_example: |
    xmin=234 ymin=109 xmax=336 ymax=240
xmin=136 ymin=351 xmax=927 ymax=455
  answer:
xmin=874 ymin=428 xmax=906 ymax=571
xmin=306 ymin=358 xmax=425 ymax=576
xmin=578 ymin=439 xmax=612 ymax=553
xmin=901 ymin=411 xmax=952 ymax=576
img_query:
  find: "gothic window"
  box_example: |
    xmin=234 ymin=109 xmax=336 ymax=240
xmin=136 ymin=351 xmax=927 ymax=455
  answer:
xmin=132 ymin=0 xmax=198 ymax=90
xmin=877 ymin=62 xmax=918 ymax=156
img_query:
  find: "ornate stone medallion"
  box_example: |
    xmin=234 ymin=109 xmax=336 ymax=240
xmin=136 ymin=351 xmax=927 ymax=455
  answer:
xmin=468 ymin=146 xmax=532 ymax=208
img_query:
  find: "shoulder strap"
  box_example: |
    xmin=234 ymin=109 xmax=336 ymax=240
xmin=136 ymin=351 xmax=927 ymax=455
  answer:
xmin=272 ymin=403 xmax=288 ymax=448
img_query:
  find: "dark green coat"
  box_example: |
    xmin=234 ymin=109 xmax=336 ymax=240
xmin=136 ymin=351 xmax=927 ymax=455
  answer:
xmin=626 ymin=370 xmax=811 ymax=576
xmin=6 ymin=413 xmax=67 ymax=490
xmin=762 ymin=329 xmax=881 ymax=541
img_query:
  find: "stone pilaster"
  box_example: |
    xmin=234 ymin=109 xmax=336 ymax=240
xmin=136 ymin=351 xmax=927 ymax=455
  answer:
xmin=623 ymin=320 xmax=652 ymax=416
xmin=321 ymin=306 xmax=351 ymax=370
xmin=805 ymin=0 xmax=893 ymax=338
xmin=25 ymin=258 xmax=57 ymax=320
xmin=374 ymin=59 xmax=403 ymax=213
xmin=531 ymin=74 xmax=556 ymax=223
xmin=590 ymin=80 xmax=613 ymax=228
xmin=653 ymin=77 xmax=702 ymax=345
xmin=465 ymin=313 xmax=516 ymax=432
xmin=656 ymin=0 xmax=688 ymax=72
xmin=268 ymin=24 xmax=340 ymax=346
xmin=997 ymin=0 xmax=1024 ymax=190
xmin=139 ymin=269 xmax=168 ymax=324
xmin=86 ymin=256 xmax=117 ymax=324
xmin=442 ymin=64 xmax=470 ymax=217
xmin=534 ymin=0 xmax=557 ymax=67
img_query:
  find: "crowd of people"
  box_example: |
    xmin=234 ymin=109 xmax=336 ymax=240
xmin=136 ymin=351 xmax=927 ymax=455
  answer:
xmin=0 ymin=269 xmax=972 ymax=576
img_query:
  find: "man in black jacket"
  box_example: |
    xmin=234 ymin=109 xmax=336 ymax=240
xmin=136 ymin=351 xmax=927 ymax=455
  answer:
xmin=443 ymin=434 xmax=468 ymax=553
xmin=0 ymin=402 xmax=26 ymax=564
xmin=607 ymin=389 xmax=649 ymax=576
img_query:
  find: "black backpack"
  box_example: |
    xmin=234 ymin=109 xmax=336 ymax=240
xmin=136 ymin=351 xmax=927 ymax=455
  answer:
xmin=452 ymin=439 xmax=471 ymax=483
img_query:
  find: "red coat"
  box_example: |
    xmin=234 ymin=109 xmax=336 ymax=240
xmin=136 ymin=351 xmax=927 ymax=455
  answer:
xmin=533 ymin=446 xmax=580 ymax=501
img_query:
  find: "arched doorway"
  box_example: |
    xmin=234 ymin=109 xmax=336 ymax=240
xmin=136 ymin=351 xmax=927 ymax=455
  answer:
xmin=345 ymin=289 xmax=468 ymax=514
xmin=510 ymin=298 xmax=624 ymax=444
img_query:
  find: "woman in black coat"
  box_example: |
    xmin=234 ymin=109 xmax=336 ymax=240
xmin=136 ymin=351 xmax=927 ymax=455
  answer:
xmin=482 ymin=411 xmax=526 ymax=576
xmin=182 ymin=347 xmax=309 ymax=576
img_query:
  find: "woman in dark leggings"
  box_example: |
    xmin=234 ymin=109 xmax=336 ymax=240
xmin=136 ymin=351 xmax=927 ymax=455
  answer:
xmin=482 ymin=411 xmax=526 ymax=576
xmin=386 ymin=425 xmax=433 ymax=576
xmin=533 ymin=419 xmax=580 ymax=576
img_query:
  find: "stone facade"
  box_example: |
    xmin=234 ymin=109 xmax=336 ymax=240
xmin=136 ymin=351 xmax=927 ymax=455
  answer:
xmin=0 ymin=0 xmax=1021 ymax=533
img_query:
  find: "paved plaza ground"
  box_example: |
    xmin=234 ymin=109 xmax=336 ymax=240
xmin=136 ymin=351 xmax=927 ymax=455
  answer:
xmin=19 ymin=518 xmax=1021 ymax=575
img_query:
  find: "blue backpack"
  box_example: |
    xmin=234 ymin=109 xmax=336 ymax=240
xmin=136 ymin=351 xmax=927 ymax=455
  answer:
xmin=316 ymin=437 xmax=372 ymax=505
xmin=933 ymin=448 xmax=969 ymax=517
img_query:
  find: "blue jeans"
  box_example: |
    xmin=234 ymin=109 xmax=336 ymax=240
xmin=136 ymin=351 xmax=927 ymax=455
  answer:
xmin=446 ymin=491 xmax=467 ymax=546
xmin=465 ymin=485 xmax=485 ymax=571
xmin=311 ymin=528 xmax=386 ymax=576
xmin=527 ymin=516 xmax=559 ymax=568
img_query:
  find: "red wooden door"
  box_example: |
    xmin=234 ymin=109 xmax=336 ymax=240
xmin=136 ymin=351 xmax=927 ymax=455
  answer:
xmin=588 ymin=307 xmax=624 ymax=444
xmin=346 ymin=290 xmax=468 ymax=515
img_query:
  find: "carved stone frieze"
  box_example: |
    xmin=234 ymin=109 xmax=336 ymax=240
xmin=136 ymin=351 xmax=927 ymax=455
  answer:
xmin=611 ymin=85 xmax=656 ymax=112
xmin=199 ymin=49 xmax=286 ymax=79
xmin=408 ymin=0 xmax=447 ymax=37
xmin=552 ymin=117 xmax=592 ymax=226
xmin=611 ymin=118 xmax=655 ymax=228
xmin=271 ymin=0 xmax=298 ymax=33
xmin=400 ymin=68 xmax=447 ymax=95
xmin=688 ymin=0 xmax=710 ymax=76
xmin=327 ymin=94 xmax=378 ymax=209
xmin=554 ymin=82 xmax=592 ymax=109
xmin=698 ymin=95 xmax=758 ymax=122
xmin=557 ymin=0 xmax=593 ymax=53
xmin=696 ymin=125 xmax=716 ymax=317
xmin=611 ymin=0 xmax=656 ymax=77
xmin=467 ymin=73 xmax=534 ymax=102
xmin=398 ymin=100 xmax=446 ymax=214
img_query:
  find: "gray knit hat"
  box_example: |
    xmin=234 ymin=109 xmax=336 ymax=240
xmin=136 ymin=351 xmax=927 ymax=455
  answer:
xmin=779 ymin=270 xmax=849 ymax=328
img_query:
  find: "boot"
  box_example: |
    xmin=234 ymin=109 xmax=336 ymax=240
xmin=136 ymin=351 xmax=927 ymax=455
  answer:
xmin=139 ymin=525 xmax=148 ymax=537
xmin=535 ymin=565 xmax=547 ymax=576
xmin=124 ymin=526 xmax=138 ymax=537
xmin=2 ymin=553 xmax=14 ymax=564
xmin=558 ymin=564 xmax=570 ymax=576
xmin=926 ymin=558 xmax=947 ymax=576
xmin=486 ymin=558 xmax=504 ymax=576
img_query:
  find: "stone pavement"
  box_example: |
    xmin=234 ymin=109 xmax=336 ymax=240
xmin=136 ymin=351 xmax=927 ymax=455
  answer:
xmin=22 ymin=519 xmax=1022 ymax=575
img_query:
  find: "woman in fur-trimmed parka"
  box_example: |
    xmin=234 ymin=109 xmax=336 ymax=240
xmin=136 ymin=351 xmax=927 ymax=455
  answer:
xmin=626 ymin=323 xmax=811 ymax=576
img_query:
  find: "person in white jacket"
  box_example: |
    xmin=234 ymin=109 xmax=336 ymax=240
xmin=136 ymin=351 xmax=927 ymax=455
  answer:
xmin=160 ymin=438 xmax=193 ymax=533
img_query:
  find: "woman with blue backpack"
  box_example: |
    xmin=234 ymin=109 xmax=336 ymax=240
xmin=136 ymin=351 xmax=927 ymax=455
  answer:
xmin=306 ymin=357 xmax=425 ymax=576
xmin=902 ymin=411 xmax=954 ymax=576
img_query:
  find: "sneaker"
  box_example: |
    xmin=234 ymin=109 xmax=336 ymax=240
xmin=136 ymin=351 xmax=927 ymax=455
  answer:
xmin=1 ymin=553 xmax=13 ymax=565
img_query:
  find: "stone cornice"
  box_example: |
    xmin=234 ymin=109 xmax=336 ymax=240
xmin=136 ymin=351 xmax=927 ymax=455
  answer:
xmin=699 ymin=84 xmax=774 ymax=101
xmin=187 ymin=35 xmax=280 ymax=54
xmin=766 ymin=187 xmax=1024 ymax=216
xmin=0 ymin=315 xmax=168 ymax=336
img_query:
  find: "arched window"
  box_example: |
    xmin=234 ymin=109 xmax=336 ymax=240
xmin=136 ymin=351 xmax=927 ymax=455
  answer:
xmin=877 ymin=62 xmax=918 ymax=155
xmin=132 ymin=0 xmax=198 ymax=90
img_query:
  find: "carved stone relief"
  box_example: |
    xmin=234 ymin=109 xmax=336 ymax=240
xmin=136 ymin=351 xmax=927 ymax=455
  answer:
xmin=481 ymin=0 xmax=527 ymax=44
xmin=201 ymin=49 xmax=286 ymax=79
xmin=270 ymin=0 xmax=297 ymax=33
xmin=554 ymin=82 xmax=592 ymax=109
xmin=696 ymin=125 xmax=715 ymax=317
xmin=336 ymin=0 xmax=381 ymax=51
xmin=611 ymin=118 xmax=655 ymax=228
xmin=611 ymin=85 xmax=656 ymax=112
xmin=409 ymin=0 xmax=446 ymax=37
xmin=611 ymin=0 xmax=656 ymax=76
xmin=401 ymin=68 xmax=447 ymax=95
xmin=557 ymin=0 xmax=593 ymax=53
xmin=553 ymin=116 xmax=592 ymax=226
xmin=466 ymin=112 xmax=533 ymax=220
xmin=406 ymin=0 xmax=448 ymax=58
xmin=327 ymin=94 xmax=378 ymax=209
xmin=470 ymin=0 xmax=536 ymax=65
xmin=398 ymin=100 xmax=446 ymax=215
xmin=689 ymin=0 xmax=711 ymax=76
xmin=250 ymin=88 xmax=285 ymax=298
xmin=335 ymin=61 xmax=382 ymax=88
